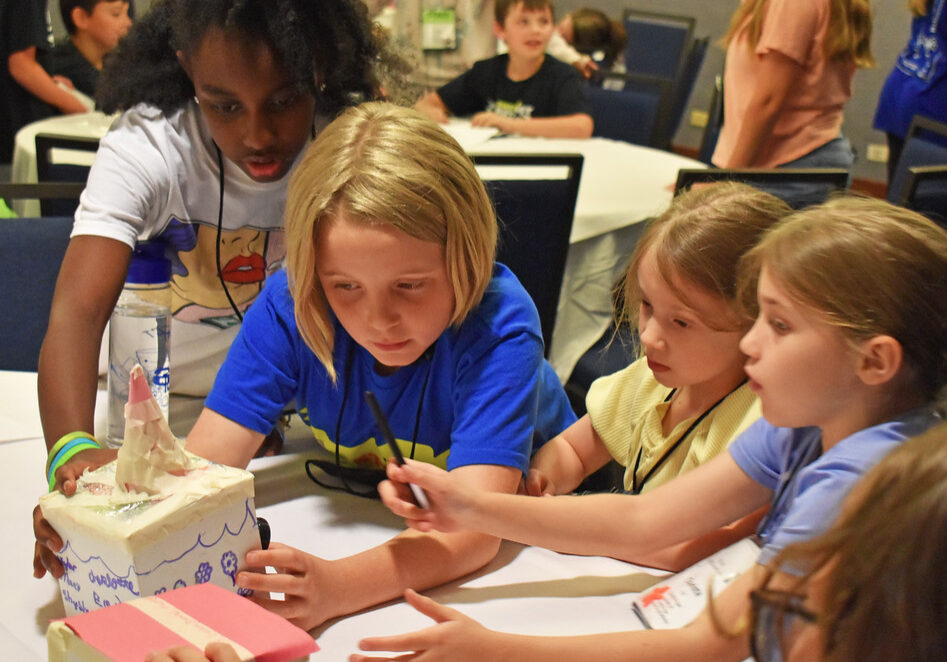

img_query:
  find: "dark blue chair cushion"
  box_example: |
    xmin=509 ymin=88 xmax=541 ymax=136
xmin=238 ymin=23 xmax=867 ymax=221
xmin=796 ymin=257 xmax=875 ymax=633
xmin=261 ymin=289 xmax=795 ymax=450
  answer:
xmin=589 ymin=85 xmax=662 ymax=146
xmin=0 ymin=216 xmax=73 ymax=370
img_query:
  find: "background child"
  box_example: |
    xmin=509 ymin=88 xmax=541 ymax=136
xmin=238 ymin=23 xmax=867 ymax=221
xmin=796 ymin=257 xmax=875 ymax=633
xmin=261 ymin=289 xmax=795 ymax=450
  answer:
xmin=365 ymin=196 xmax=947 ymax=661
xmin=555 ymin=7 xmax=626 ymax=72
xmin=44 ymin=0 xmax=133 ymax=100
xmin=713 ymin=0 xmax=873 ymax=208
xmin=37 ymin=102 xmax=576 ymax=629
xmin=528 ymin=184 xmax=790 ymax=506
xmin=33 ymin=0 xmax=378 ymax=479
xmin=413 ymin=0 xmax=593 ymax=138
xmin=0 ymin=0 xmax=88 ymax=162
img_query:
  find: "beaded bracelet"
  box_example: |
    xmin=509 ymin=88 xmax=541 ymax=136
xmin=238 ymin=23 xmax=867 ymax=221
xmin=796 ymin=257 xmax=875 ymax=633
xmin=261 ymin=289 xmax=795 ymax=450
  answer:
xmin=46 ymin=432 xmax=101 ymax=492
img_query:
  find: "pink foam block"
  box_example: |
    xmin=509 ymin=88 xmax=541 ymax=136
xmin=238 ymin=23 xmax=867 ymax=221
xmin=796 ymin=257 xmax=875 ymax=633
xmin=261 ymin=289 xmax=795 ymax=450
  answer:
xmin=54 ymin=583 xmax=318 ymax=661
xmin=127 ymin=364 xmax=153 ymax=405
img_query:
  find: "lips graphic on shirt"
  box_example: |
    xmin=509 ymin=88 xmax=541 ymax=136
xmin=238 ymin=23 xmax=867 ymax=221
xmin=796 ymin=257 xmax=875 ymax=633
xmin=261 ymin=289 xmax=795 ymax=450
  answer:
xmin=220 ymin=253 xmax=265 ymax=284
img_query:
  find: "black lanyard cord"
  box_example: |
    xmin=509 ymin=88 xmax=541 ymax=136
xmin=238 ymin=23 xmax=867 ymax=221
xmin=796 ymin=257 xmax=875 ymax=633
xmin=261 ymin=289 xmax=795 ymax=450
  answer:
xmin=306 ymin=343 xmax=434 ymax=498
xmin=630 ymin=380 xmax=747 ymax=494
xmin=214 ymin=143 xmax=244 ymax=323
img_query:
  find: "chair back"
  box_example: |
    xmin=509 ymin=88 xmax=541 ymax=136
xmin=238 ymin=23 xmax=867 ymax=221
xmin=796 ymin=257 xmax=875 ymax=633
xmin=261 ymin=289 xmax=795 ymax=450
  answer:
xmin=900 ymin=165 xmax=947 ymax=229
xmin=667 ymin=36 xmax=709 ymax=140
xmin=697 ymin=74 xmax=724 ymax=164
xmin=588 ymin=73 xmax=673 ymax=148
xmin=675 ymin=168 xmax=849 ymax=209
xmin=0 ymin=201 xmax=74 ymax=370
xmin=622 ymin=9 xmax=694 ymax=82
xmin=34 ymin=133 xmax=99 ymax=216
xmin=889 ymin=117 xmax=947 ymax=219
xmin=472 ymin=154 xmax=583 ymax=355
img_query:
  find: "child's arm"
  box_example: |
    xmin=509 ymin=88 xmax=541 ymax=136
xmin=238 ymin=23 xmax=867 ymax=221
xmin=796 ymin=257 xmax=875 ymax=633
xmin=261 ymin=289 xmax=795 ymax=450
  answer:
xmin=471 ymin=111 xmax=593 ymax=138
xmin=8 ymin=46 xmax=88 ymax=114
xmin=525 ymin=414 xmax=612 ymax=495
xmin=353 ymin=566 xmax=765 ymax=662
xmin=381 ymin=452 xmax=771 ymax=565
xmin=185 ymin=408 xmax=267 ymax=469
xmin=414 ymin=92 xmax=451 ymax=124
xmin=235 ymin=462 xmax=521 ymax=630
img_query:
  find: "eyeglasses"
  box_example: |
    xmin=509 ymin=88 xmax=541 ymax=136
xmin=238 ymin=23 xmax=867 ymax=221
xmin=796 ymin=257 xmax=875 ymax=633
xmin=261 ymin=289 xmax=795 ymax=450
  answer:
xmin=749 ymin=587 xmax=818 ymax=662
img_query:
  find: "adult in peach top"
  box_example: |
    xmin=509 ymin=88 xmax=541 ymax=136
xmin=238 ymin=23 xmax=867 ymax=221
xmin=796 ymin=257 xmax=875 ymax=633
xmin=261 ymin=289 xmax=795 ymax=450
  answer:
xmin=712 ymin=0 xmax=874 ymax=208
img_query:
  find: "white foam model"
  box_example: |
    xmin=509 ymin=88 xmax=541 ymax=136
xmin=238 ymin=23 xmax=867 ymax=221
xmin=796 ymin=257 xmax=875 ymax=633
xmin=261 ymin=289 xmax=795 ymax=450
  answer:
xmin=40 ymin=366 xmax=260 ymax=616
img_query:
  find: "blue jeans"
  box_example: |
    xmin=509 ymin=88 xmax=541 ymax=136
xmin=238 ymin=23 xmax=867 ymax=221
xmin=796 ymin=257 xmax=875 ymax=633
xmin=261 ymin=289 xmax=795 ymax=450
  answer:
xmin=753 ymin=136 xmax=855 ymax=209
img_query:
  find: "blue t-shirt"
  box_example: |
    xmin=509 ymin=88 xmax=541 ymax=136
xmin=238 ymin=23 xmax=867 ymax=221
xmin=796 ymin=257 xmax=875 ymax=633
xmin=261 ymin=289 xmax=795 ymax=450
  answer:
xmin=205 ymin=264 xmax=576 ymax=473
xmin=873 ymin=0 xmax=947 ymax=138
xmin=730 ymin=408 xmax=941 ymax=566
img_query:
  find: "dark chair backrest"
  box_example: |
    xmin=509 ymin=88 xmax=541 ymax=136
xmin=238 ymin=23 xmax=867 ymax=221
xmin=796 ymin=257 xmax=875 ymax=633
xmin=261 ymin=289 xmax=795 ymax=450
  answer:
xmin=889 ymin=116 xmax=947 ymax=214
xmin=34 ymin=133 xmax=99 ymax=216
xmin=588 ymin=73 xmax=673 ymax=148
xmin=472 ymin=154 xmax=583 ymax=355
xmin=0 ymin=186 xmax=75 ymax=370
xmin=622 ymin=9 xmax=695 ymax=83
xmin=674 ymin=167 xmax=849 ymax=209
xmin=900 ymin=164 xmax=947 ymax=229
xmin=698 ymin=74 xmax=724 ymax=165
xmin=667 ymin=36 xmax=709 ymax=140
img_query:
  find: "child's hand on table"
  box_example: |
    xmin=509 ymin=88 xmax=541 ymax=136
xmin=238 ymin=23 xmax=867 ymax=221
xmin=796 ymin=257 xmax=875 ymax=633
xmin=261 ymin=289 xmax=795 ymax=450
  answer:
xmin=33 ymin=446 xmax=119 ymax=579
xmin=352 ymin=588 xmax=501 ymax=662
xmin=236 ymin=542 xmax=340 ymax=631
xmin=378 ymin=459 xmax=479 ymax=533
xmin=145 ymin=642 xmax=241 ymax=662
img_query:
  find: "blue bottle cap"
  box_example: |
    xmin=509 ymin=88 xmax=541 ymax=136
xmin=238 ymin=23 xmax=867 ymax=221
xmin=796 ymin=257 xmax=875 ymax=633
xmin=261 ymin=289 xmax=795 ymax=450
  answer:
xmin=126 ymin=242 xmax=171 ymax=284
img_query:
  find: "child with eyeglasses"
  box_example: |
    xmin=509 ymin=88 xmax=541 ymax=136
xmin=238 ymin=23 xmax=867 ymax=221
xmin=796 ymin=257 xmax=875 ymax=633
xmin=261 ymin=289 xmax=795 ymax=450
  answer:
xmin=363 ymin=196 xmax=947 ymax=661
xmin=735 ymin=421 xmax=947 ymax=662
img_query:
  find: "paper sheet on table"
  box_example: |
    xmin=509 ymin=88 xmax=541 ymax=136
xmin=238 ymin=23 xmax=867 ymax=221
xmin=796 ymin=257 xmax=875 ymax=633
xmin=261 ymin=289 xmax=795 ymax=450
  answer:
xmin=441 ymin=120 xmax=499 ymax=151
xmin=630 ymin=538 xmax=761 ymax=630
xmin=0 ymin=371 xmax=42 ymax=443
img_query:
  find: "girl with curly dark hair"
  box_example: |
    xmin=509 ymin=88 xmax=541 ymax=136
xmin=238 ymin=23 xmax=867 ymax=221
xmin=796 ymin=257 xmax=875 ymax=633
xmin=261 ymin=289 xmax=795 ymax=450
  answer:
xmin=34 ymin=0 xmax=378 ymax=511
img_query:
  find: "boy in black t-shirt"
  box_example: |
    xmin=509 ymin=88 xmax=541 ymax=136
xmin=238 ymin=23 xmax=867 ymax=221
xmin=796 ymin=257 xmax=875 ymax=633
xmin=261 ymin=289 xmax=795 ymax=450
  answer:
xmin=414 ymin=0 xmax=593 ymax=138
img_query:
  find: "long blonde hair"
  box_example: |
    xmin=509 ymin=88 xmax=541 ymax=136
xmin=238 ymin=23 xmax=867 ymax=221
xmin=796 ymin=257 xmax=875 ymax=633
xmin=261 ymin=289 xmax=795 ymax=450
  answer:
xmin=738 ymin=196 xmax=947 ymax=402
xmin=619 ymin=182 xmax=791 ymax=334
xmin=723 ymin=0 xmax=874 ymax=66
xmin=284 ymin=102 xmax=497 ymax=381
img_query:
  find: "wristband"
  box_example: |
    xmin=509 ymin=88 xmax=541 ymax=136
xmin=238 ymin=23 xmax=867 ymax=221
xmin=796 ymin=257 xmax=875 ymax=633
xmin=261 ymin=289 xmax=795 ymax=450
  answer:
xmin=45 ymin=431 xmax=99 ymax=477
xmin=46 ymin=432 xmax=100 ymax=492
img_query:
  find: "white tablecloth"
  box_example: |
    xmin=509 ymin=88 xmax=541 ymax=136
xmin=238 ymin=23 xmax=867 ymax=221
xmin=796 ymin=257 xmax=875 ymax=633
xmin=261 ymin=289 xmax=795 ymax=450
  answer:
xmin=9 ymin=111 xmax=114 ymax=216
xmin=0 ymin=373 xmax=665 ymax=661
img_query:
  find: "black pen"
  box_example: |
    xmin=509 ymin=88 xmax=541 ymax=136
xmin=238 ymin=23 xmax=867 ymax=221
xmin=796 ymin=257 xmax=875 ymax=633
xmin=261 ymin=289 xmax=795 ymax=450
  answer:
xmin=364 ymin=391 xmax=431 ymax=509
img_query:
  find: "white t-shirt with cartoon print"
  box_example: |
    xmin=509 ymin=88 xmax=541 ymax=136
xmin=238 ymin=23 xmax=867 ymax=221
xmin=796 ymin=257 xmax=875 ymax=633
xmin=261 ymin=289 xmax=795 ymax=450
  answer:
xmin=73 ymin=101 xmax=299 ymax=395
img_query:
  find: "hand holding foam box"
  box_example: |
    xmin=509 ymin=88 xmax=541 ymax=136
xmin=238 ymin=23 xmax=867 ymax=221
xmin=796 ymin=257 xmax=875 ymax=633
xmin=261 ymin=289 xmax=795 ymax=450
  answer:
xmin=40 ymin=365 xmax=261 ymax=616
xmin=47 ymin=582 xmax=319 ymax=662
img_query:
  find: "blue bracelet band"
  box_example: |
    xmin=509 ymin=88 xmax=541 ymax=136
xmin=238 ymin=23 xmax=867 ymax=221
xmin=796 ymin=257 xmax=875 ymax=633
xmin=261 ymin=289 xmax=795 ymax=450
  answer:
xmin=47 ymin=437 xmax=99 ymax=491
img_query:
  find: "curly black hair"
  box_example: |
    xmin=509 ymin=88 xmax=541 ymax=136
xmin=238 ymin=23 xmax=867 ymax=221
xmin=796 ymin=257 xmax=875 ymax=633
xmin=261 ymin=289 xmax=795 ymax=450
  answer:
xmin=96 ymin=0 xmax=380 ymax=116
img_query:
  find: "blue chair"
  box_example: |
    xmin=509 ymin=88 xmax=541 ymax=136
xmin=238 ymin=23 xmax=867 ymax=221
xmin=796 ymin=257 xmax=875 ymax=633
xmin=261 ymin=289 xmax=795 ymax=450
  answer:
xmin=589 ymin=73 xmax=674 ymax=148
xmin=472 ymin=154 xmax=583 ymax=355
xmin=899 ymin=164 xmax=947 ymax=229
xmin=34 ymin=133 xmax=99 ymax=216
xmin=698 ymin=74 xmax=724 ymax=165
xmin=888 ymin=116 xmax=947 ymax=226
xmin=0 ymin=184 xmax=78 ymax=370
xmin=674 ymin=167 xmax=849 ymax=209
xmin=622 ymin=9 xmax=695 ymax=82
xmin=667 ymin=36 xmax=709 ymax=140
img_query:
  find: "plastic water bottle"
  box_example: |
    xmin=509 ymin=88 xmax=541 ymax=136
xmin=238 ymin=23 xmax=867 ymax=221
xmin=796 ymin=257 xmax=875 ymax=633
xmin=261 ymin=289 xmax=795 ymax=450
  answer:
xmin=106 ymin=243 xmax=172 ymax=448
